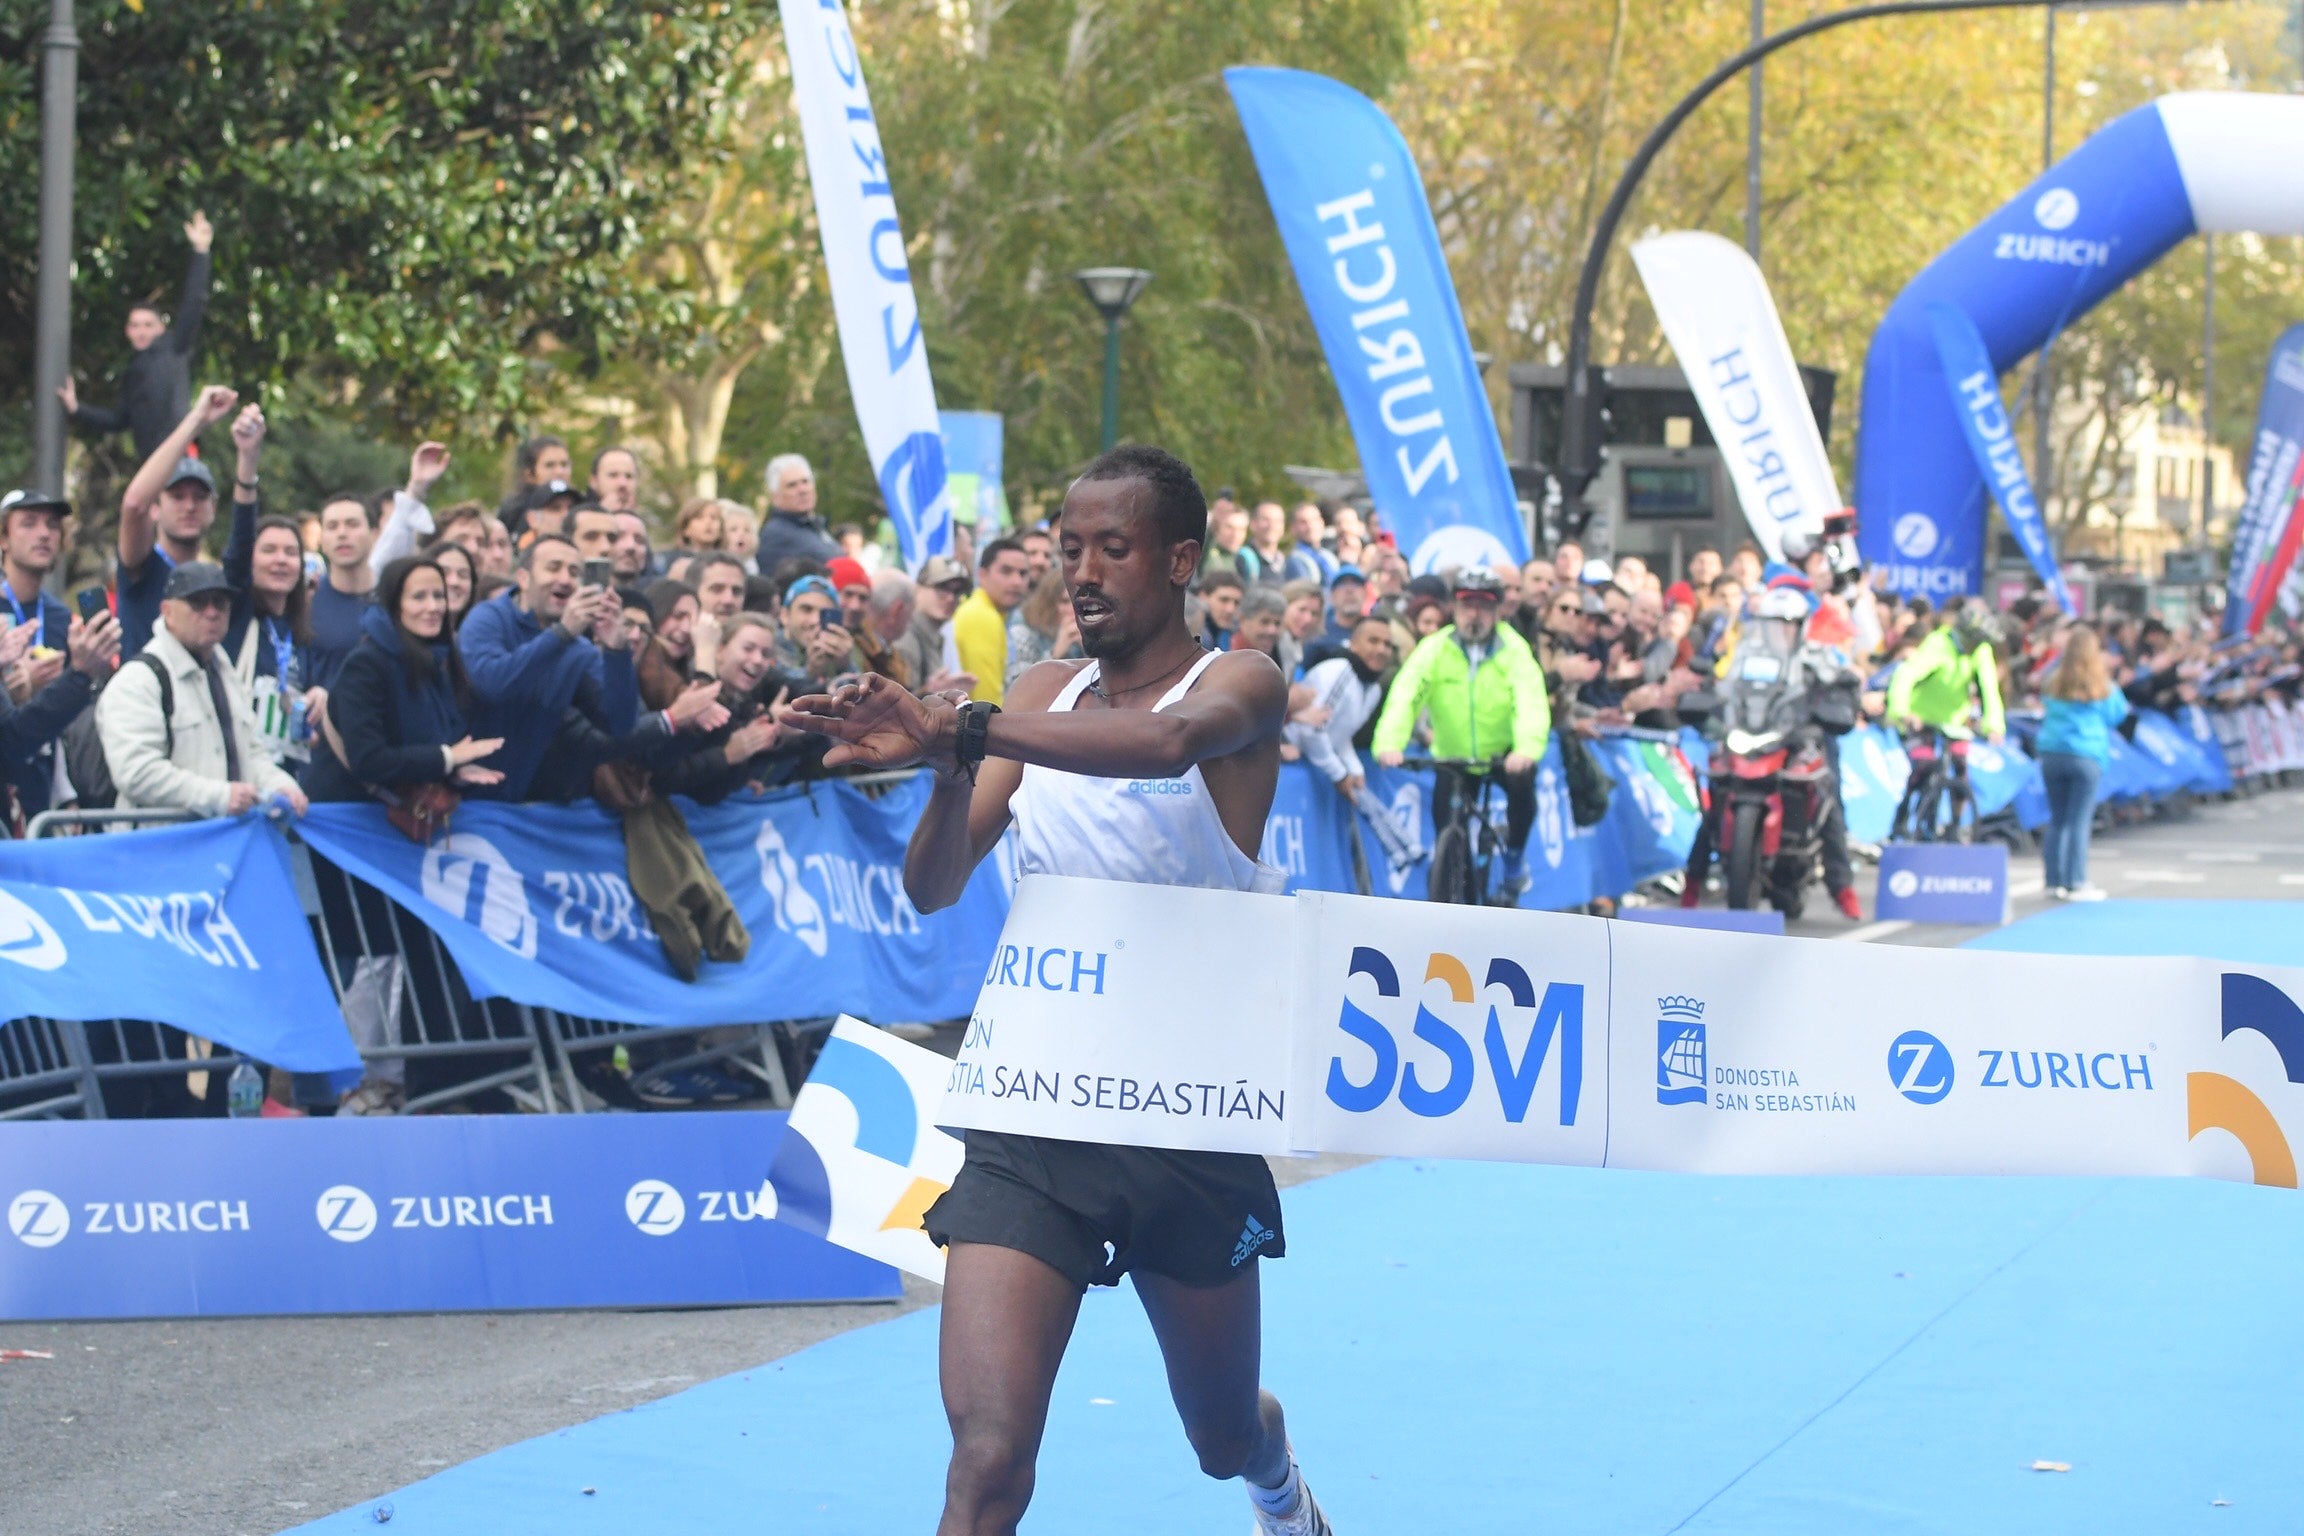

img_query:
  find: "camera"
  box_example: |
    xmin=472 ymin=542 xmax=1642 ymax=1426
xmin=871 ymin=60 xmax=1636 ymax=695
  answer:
xmin=1820 ymin=509 xmax=1861 ymax=595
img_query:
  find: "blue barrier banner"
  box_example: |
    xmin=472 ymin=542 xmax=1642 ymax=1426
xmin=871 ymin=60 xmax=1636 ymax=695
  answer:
xmin=1959 ymin=739 xmax=2046 ymax=827
xmin=1838 ymin=725 xmax=1912 ymax=846
xmin=1260 ymin=761 xmax=1365 ymax=895
xmin=1590 ymin=736 xmax=1705 ymax=890
xmin=1226 ymin=66 xmax=1530 ymax=575
xmin=0 ymin=1112 xmax=897 ymax=1319
xmin=2178 ymin=704 xmax=2236 ymax=794
xmin=296 ymin=778 xmax=1012 ymax=1028
xmin=1342 ymin=739 xmax=1693 ymax=909
xmin=0 ymin=814 xmax=358 ymax=1073
xmin=2131 ymin=709 xmax=2224 ymax=796
xmin=1875 ymin=843 xmax=2010 ymax=925
xmin=1925 ymin=302 xmax=2075 ymax=612
xmin=2226 ymin=324 xmax=2304 ymax=636
xmin=2103 ymin=728 xmax=2183 ymax=803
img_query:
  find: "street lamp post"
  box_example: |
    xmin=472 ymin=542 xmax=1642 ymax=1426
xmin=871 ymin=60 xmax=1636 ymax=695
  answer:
xmin=33 ymin=0 xmax=78 ymax=496
xmin=1072 ymin=267 xmax=1153 ymax=453
xmin=1552 ymin=0 xmax=2203 ymax=533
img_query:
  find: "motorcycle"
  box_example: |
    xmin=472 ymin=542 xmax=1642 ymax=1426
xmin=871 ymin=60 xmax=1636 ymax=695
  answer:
xmin=1682 ymin=593 xmax=1858 ymax=916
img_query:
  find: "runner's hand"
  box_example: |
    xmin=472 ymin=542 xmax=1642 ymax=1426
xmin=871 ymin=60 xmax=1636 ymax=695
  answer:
xmin=786 ymin=672 xmax=959 ymax=770
xmin=1375 ymin=750 xmax=1404 ymax=769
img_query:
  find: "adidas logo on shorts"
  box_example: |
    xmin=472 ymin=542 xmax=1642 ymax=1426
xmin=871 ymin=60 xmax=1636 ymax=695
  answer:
xmin=1231 ymin=1215 xmax=1276 ymax=1268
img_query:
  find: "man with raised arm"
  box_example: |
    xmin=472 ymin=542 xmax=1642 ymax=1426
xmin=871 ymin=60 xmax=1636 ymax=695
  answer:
xmin=61 ymin=212 xmax=214 ymax=462
xmin=789 ymin=444 xmax=1334 ymax=1536
xmin=115 ymin=384 xmax=241 ymax=659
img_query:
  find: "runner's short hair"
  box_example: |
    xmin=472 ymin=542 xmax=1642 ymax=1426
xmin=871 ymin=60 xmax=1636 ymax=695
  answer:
xmin=1075 ymin=444 xmax=1207 ymax=550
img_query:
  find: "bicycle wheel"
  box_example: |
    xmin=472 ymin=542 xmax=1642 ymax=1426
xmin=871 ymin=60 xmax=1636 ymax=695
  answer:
xmin=1911 ymin=773 xmax=1947 ymax=844
xmin=1427 ymin=824 xmax=1476 ymax=905
xmin=1946 ymin=783 xmax=1977 ymax=845
xmin=1723 ymin=801 xmax=1766 ymax=910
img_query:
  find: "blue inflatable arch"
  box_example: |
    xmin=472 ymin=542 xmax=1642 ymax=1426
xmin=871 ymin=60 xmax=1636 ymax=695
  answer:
xmin=1855 ymin=93 xmax=2304 ymax=597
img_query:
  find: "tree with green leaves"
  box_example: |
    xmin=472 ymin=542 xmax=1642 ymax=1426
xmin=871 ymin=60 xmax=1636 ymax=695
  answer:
xmin=0 ymin=0 xmax=771 ymax=467
xmin=614 ymin=0 xmax=1416 ymax=529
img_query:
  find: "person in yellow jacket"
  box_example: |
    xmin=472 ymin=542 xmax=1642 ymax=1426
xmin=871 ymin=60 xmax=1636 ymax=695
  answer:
xmin=1372 ymin=567 xmax=1552 ymax=898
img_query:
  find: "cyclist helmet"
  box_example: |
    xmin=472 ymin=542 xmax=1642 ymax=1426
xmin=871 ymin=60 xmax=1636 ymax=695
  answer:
xmin=1451 ymin=567 xmax=1507 ymax=602
xmin=1779 ymin=530 xmax=1819 ymax=566
xmin=1951 ymin=599 xmax=2001 ymax=654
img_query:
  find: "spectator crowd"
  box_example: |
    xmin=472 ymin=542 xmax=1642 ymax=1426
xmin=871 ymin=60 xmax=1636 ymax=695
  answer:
xmin=6 ymin=218 xmax=2301 ymax=1119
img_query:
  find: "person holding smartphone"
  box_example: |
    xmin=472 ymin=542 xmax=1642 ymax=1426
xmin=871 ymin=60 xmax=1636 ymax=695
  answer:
xmin=0 ymin=489 xmax=121 ymax=829
xmin=455 ymin=533 xmax=727 ymax=801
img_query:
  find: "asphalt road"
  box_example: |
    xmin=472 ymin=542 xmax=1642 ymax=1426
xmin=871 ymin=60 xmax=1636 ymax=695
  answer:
xmin=5 ymin=786 xmax=2301 ymax=1536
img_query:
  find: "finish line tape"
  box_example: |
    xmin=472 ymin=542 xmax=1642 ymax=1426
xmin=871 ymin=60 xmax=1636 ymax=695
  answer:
xmin=777 ymin=877 xmax=2304 ymax=1281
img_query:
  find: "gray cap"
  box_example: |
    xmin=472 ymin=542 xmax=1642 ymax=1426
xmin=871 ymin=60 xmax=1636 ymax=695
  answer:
xmin=163 ymin=561 xmax=233 ymax=601
xmin=917 ymin=555 xmax=969 ymax=589
xmin=166 ymin=457 xmax=216 ymax=494
xmin=0 ymin=488 xmax=70 ymax=523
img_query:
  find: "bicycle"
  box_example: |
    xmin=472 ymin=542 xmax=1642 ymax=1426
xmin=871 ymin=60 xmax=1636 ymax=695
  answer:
xmin=1407 ymin=756 xmax=1514 ymax=906
xmin=1890 ymin=726 xmax=1977 ymax=845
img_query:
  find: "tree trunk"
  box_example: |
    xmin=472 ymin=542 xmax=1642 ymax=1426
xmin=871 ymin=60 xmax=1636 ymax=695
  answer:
xmin=658 ymin=345 xmax=760 ymax=504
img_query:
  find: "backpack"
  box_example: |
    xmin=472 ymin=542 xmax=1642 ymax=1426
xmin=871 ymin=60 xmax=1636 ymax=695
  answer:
xmin=61 ymin=652 xmax=173 ymax=811
xmin=1557 ymin=726 xmax=1613 ymax=828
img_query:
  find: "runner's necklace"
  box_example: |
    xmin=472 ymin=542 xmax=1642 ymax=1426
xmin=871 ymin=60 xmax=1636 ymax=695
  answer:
xmin=1087 ymin=648 xmax=1202 ymax=703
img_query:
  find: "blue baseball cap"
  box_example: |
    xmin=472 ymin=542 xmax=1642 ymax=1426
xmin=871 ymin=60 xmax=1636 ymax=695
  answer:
xmin=784 ymin=574 xmax=837 ymax=606
xmin=1328 ymin=565 xmax=1367 ymax=589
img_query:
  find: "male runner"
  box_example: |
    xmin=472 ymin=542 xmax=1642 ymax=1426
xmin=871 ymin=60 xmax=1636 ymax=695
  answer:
xmin=788 ymin=444 xmax=1332 ymax=1536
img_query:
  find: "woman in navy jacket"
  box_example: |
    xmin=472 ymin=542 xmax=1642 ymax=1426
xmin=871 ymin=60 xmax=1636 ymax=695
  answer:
xmin=305 ymin=556 xmax=502 ymax=802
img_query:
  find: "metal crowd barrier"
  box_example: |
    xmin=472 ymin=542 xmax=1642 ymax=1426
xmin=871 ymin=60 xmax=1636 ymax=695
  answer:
xmin=2 ymin=809 xmax=804 ymax=1120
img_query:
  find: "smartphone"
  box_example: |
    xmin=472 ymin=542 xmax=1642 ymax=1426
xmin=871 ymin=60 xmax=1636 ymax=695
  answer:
xmin=76 ymin=587 xmax=108 ymax=621
xmin=580 ymin=558 xmax=612 ymax=590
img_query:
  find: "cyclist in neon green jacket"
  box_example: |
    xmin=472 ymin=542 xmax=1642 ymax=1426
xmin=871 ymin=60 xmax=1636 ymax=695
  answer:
xmin=1886 ymin=602 xmax=2006 ymax=742
xmin=1885 ymin=601 xmax=2004 ymax=841
xmin=1372 ymin=568 xmax=1552 ymax=896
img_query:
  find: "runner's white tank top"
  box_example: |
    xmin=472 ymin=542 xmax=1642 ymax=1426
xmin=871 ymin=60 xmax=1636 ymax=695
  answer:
xmin=1011 ymin=652 xmax=1286 ymax=894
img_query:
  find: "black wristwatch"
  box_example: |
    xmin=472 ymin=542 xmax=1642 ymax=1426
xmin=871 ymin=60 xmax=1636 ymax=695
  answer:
xmin=954 ymin=700 xmax=999 ymax=782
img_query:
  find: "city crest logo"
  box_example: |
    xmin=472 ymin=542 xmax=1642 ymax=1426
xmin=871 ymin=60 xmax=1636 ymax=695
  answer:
xmin=1656 ymin=996 xmax=1707 ymax=1106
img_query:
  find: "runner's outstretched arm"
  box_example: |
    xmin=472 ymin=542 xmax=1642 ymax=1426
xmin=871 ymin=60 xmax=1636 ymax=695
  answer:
xmin=789 ymin=656 xmax=1285 ymax=781
xmin=791 ymin=658 xmax=1287 ymax=911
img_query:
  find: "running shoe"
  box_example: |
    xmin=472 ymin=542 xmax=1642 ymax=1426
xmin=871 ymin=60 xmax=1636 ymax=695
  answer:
xmin=1834 ymin=887 xmax=1862 ymax=921
xmin=2064 ymin=884 xmax=2108 ymax=902
xmin=1248 ymin=1476 xmax=1335 ymax=1536
xmin=632 ymin=1065 xmax=765 ymax=1109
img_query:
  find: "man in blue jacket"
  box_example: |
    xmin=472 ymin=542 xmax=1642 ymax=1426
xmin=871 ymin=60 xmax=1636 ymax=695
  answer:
xmin=456 ymin=534 xmax=656 ymax=802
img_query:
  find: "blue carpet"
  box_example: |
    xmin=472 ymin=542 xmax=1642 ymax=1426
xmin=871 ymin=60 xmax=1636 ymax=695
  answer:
xmin=303 ymin=902 xmax=2304 ymax=1533
xmin=1964 ymin=900 xmax=2302 ymax=968
xmin=301 ymin=1158 xmax=2304 ymax=1534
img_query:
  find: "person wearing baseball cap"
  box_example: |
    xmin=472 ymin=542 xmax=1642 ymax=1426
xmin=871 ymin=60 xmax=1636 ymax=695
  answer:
xmin=0 ymin=488 xmax=122 ymax=827
xmin=95 ymin=561 xmax=307 ymax=819
xmin=519 ymin=480 xmax=579 ymax=546
xmin=115 ymin=385 xmax=244 ymax=659
xmin=1320 ymin=564 xmax=1368 ymax=645
xmin=901 ymin=555 xmax=971 ymax=691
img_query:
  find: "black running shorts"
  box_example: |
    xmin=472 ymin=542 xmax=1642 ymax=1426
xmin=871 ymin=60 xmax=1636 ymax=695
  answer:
xmin=923 ymin=1129 xmax=1285 ymax=1292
